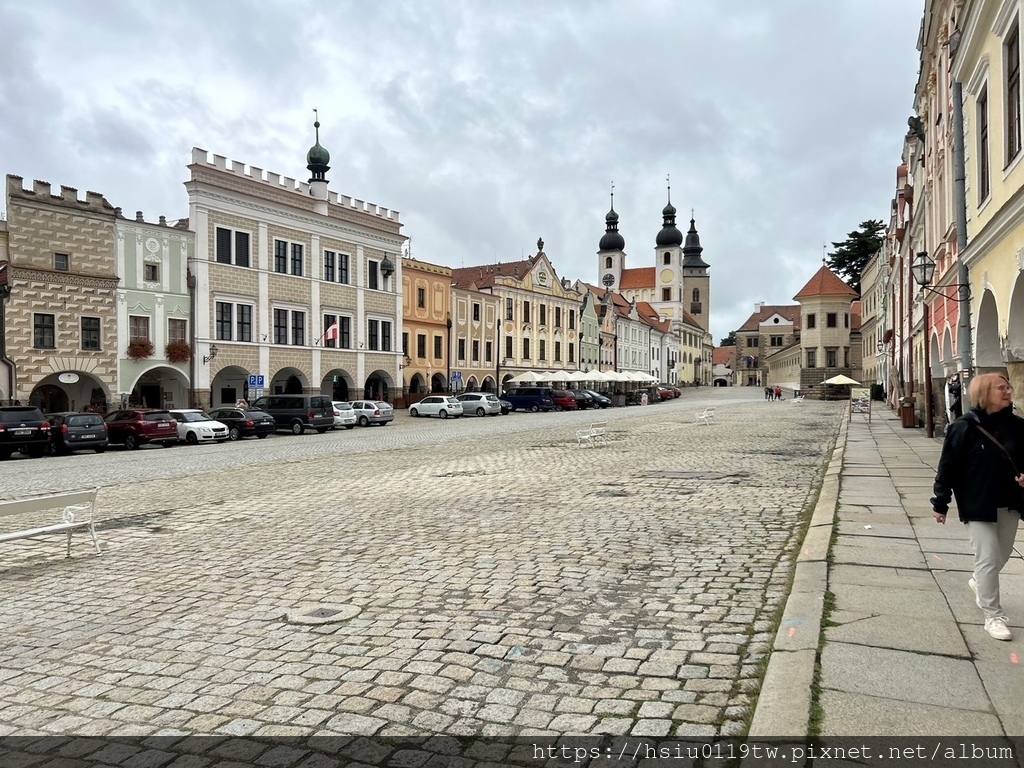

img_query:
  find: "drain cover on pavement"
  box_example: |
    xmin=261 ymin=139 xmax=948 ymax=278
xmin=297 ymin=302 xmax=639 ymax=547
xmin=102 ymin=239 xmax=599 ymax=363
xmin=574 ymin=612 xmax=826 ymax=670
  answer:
xmin=285 ymin=603 xmax=361 ymax=625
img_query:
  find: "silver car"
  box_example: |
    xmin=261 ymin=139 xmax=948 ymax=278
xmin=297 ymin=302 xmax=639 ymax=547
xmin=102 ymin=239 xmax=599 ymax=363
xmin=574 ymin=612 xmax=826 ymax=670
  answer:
xmin=331 ymin=401 xmax=357 ymax=430
xmin=409 ymin=395 xmax=464 ymax=419
xmin=456 ymin=392 xmax=502 ymax=417
xmin=350 ymin=400 xmax=395 ymax=427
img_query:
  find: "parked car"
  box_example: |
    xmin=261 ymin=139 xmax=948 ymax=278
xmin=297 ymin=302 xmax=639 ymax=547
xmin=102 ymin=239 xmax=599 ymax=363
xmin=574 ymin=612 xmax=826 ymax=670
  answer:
xmin=503 ymin=387 xmax=556 ymax=412
xmin=498 ymin=398 xmax=512 ymax=415
xmin=0 ymin=405 xmax=51 ymax=459
xmin=46 ymin=412 xmax=108 ymax=455
xmin=251 ymin=394 xmax=334 ymax=435
xmin=207 ymin=407 xmax=276 ymax=440
xmin=409 ymin=395 xmax=464 ymax=419
xmin=104 ymin=409 xmax=179 ymax=450
xmin=350 ymin=400 xmax=395 ymax=426
xmin=581 ymin=389 xmax=613 ymax=409
xmin=551 ymin=390 xmax=579 ymax=411
xmin=331 ymin=401 xmax=357 ymax=430
xmin=456 ymin=392 xmax=502 ymax=417
xmin=569 ymin=389 xmax=596 ymax=410
xmin=169 ymin=409 xmax=230 ymax=444
xmin=657 ymin=385 xmax=679 ymax=401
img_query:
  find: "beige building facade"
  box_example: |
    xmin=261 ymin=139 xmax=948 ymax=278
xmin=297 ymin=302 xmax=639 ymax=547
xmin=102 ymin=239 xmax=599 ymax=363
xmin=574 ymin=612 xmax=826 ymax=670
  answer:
xmin=401 ymin=257 xmax=453 ymax=399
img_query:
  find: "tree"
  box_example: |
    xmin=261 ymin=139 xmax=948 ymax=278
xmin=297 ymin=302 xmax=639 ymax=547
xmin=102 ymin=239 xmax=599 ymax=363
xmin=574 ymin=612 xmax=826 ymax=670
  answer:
xmin=719 ymin=331 xmax=737 ymax=347
xmin=826 ymin=219 xmax=885 ymax=295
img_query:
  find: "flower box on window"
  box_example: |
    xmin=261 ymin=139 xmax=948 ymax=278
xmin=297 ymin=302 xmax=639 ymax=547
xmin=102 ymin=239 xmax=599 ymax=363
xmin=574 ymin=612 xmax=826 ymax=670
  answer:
xmin=127 ymin=339 xmax=155 ymax=360
xmin=165 ymin=340 xmax=192 ymax=363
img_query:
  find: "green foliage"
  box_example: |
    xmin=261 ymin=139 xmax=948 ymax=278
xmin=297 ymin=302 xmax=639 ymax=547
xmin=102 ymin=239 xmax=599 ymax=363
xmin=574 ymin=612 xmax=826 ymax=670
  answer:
xmin=719 ymin=331 xmax=737 ymax=347
xmin=826 ymin=219 xmax=885 ymax=295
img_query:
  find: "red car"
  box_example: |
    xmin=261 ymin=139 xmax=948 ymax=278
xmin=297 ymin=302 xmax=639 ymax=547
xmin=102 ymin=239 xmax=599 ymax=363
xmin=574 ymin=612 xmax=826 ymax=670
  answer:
xmin=551 ymin=390 xmax=579 ymax=411
xmin=104 ymin=409 xmax=179 ymax=450
xmin=658 ymin=385 xmax=681 ymax=400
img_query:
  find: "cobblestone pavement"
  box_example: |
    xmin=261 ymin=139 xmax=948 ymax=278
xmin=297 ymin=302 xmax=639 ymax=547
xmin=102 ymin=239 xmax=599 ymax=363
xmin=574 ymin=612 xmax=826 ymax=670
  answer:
xmin=0 ymin=390 xmax=843 ymax=764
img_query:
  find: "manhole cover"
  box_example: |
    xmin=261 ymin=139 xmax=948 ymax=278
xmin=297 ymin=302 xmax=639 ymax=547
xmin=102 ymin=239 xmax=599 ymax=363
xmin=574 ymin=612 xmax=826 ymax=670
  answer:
xmin=285 ymin=603 xmax=361 ymax=625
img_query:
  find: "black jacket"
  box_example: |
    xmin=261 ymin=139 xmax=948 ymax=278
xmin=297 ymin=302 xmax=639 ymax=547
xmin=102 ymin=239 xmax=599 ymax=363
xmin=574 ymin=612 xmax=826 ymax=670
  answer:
xmin=931 ymin=406 xmax=1024 ymax=522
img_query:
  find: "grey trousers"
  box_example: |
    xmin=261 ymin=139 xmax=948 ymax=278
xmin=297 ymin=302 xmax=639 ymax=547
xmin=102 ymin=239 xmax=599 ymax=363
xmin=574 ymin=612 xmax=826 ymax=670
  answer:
xmin=967 ymin=508 xmax=1021 ymax=620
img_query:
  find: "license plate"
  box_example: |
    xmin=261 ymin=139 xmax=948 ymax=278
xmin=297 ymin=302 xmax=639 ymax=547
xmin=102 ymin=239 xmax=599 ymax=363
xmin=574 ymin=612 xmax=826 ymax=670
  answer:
xmin=14 ymin=428 xmax=30 ymax=436
xmin=158 ymin=422 xmax=170 ymax=428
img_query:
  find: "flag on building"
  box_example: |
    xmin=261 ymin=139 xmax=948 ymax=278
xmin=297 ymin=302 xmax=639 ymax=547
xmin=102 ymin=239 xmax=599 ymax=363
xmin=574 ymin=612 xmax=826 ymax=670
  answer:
xmin=325 ymin=322 xmax=339 ymax=342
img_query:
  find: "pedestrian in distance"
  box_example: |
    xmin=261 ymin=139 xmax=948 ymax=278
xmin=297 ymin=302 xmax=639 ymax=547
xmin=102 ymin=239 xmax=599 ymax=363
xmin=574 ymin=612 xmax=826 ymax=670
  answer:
xmin=774 ymin=385 xmax=782 ymax=401
xmin=764 ymin=386 xmax=771 ymax=401
xmin=931 ymin=373 xmax=1024 ymax=641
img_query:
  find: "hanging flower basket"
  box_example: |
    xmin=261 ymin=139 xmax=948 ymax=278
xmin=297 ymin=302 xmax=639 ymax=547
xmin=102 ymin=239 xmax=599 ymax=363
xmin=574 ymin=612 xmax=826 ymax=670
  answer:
xmin=127 ymin=339 xmax=155 ymax=360
xmin=165 ymin=340 xmax=192 ymax=363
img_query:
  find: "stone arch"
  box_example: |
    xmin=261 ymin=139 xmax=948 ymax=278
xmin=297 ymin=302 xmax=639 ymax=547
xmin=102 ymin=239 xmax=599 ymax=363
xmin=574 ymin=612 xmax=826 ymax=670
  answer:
xmin=321 ymin=368 xmax=356 ymax=401
xmin=270 ymin=367 xmax=308 ymax=396
xmin=1007 ymin=271 xmax=1024 ymax=363
xmin=480 ymin=375 xmax=496 ymax=393
xmin=941 ymin=326 xmax=954 ymax=372
xmin=407 ymin=373 xmax=428 ymax=395
xmin=428 ymin=373 xmax=446 ymax=393
xmin=124 ymin=363 xmax=190 ymax=410
xmin=975 ymin=288 xmax=1002 ymax=369
xmin=465 ymin=375 xmax=480 ymax=392
xmin=209 ymin=365 xmax=252 ymax=409
xmin=364 ymin=369 xmax=395 ymax=402
xmin=29 ymin=370 xmax=112 ymax=413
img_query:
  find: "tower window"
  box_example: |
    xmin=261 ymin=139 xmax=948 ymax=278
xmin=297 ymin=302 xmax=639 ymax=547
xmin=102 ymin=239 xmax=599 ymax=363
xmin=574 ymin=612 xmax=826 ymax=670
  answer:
xmin=663 ymin=252 xmax=671 ymax=265
xmin=605 ymin=256 xmax=612 ymax=269
xmin=662 ymin=288 xmax=672 ymax=301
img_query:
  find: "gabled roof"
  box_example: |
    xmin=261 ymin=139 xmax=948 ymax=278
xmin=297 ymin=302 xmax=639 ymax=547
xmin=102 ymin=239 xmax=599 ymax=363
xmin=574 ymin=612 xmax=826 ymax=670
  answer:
xmin=851 ymin=300 xmax=862 ymax=332
xmin=585 ymin=284 xmax=634 ymax=319
xmin=619 ymin=267 xmax=655 ymax=290
xmin=793 ymin=266 xmax=859 ymax=300
xmin=737 ymin=305 xmax=801 ymax=332
xmin=635 ymin=301 xmax=670 ymax=333
xmin=713 ymin=346 xmax=734 ymax=365
xmin=451 ymin=259 xmax=534 ymax=290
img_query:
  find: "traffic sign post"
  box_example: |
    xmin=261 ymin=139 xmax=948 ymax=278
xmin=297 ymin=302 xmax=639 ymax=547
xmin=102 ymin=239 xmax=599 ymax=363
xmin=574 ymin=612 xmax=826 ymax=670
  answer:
xmin=248 ymin=374 xmax=266 ymax=389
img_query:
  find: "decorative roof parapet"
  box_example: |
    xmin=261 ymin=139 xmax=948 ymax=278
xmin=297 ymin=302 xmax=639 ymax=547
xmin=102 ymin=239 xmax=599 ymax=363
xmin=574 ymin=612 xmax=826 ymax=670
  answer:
xmin=189 ymin=147 xmax=401 ymax=223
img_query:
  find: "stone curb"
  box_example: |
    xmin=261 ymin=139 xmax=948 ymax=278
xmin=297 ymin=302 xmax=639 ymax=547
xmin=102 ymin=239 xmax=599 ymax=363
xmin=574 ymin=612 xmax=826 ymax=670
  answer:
xmin=747 ymin=412 xmax=849 ymax=737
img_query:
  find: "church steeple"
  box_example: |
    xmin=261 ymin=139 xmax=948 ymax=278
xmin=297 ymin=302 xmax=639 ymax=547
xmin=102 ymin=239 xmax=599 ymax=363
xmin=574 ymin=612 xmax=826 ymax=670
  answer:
xmin=655 ymin=179 xmax=683 ymax=247
xmin=306 ymin=109 xmax=331 ymax=184
xmin=598 ymin=186 xmax=626 ymax=251
xmin=682 ymin=214 xmax=709 ymax=268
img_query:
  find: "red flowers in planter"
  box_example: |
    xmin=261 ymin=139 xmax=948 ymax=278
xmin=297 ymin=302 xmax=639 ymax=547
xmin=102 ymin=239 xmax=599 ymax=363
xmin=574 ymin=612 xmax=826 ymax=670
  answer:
xmin=127 ymin=339 xmax=155 ymax=360
xmin=165 ymin=340 xmax=192 ymax=363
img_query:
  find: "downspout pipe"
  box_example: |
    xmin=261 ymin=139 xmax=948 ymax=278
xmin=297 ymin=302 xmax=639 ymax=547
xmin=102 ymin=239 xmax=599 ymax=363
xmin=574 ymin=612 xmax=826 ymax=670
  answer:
xmin=951 ymin=79 xmax=973 ymax=378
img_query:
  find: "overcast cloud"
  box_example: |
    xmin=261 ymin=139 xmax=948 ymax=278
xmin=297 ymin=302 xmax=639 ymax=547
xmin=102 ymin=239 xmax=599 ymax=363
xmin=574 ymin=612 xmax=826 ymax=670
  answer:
xmin=0 ymin=0 xmax=922 ymax=344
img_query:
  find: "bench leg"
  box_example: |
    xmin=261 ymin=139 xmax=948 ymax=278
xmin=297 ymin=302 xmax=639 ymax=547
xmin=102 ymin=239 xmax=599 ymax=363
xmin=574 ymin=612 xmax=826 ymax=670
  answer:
xmin=66 ymin=528 xmax=73 ymax=558
xmin=88 ymin=522 xmax=101 ymax=555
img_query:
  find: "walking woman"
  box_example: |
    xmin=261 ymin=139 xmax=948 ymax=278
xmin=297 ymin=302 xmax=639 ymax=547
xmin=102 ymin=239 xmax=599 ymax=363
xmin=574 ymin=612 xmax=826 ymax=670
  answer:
xmin=932 ymin=374 xmax=1024 ymax=641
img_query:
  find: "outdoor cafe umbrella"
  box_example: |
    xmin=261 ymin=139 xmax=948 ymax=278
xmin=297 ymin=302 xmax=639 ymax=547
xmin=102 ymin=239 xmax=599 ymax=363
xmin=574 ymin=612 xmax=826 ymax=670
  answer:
xmin=821 ymin=374 xmax=861 ymax=386
xmin=508 ymin=371 xmax=542 ymax=384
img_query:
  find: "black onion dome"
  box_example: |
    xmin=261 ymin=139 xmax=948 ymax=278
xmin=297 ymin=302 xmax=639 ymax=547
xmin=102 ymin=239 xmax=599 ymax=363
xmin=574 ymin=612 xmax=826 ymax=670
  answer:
xmin=599 ymin=206 xmax=625 ymax=251
xmin=656 ymin=198 xmax=683 ymax=247
xmin=682 ymin=218 xmax=709 ymax=267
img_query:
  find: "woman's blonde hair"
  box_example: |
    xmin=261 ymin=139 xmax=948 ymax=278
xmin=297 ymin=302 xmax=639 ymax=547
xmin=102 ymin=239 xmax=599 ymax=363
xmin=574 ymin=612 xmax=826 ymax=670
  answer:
xmin=968 ymin=373 xmax=1011 ymax=411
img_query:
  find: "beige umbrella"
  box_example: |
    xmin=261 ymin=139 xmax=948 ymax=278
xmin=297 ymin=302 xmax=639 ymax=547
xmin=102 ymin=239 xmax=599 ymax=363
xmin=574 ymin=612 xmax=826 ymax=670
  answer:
xmin=822 ymin=374 xmax=861 ymax=386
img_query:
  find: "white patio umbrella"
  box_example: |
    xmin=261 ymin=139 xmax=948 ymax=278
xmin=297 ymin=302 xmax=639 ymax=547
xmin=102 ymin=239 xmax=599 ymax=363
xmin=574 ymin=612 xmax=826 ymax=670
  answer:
xmin=508 ymin=371 xmax=542 ymax=383
xmin=822 ymin=374 xmax=861 ymax=386
xmin=564 ymin=370 xmax=590 ymax=382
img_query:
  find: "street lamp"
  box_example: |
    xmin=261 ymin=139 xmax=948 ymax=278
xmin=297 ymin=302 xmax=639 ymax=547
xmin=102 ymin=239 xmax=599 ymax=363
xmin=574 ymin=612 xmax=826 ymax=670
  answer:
xmin=380 ymin=253 xmax=395 ymax=280
xmin=203 ymin=344 xmax=219 ymax=365
xmin=911 ymin=251 xmax=935 ymax=438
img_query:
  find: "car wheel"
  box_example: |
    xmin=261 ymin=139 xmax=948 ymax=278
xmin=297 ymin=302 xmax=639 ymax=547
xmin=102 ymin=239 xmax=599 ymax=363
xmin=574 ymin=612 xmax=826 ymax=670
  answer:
xmin=554 ymin=404 xmax=563 ymax=412
xmin=94 ymin=447 xmax=106 ymax=454
xmin=476 ymin=407 xmax=486 ymax=417
xmin=530 ymin=404 xmax=539 ymax=413
xmin=440 ymin=410 xmax=448 ymax=419
xmin=291 ymin=420 xmax=304 ymax=435
xmin=410 ymin=408 xmax=419 ymax=417
xmin=345 ymin=425 xmax=355 ymax=430
xmin=228 ymin=427 xmax=240 ymax=441
xmin=359 ymin=416 xmax=370 ymax=427
xmin=124 ymin=434 xmax=139 ymax=450
xmin=257 ymin=433 xmax=268 ymax=439
xmin=186 ymin=431 xmax=199 ymax=445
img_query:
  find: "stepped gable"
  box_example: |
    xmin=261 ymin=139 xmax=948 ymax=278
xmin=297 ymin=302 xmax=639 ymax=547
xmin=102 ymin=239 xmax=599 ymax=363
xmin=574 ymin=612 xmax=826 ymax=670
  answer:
xmin=793 ymin=265 xmax=859 ymax=300
xmin=619 ymin=267 xmax=655 ymax=290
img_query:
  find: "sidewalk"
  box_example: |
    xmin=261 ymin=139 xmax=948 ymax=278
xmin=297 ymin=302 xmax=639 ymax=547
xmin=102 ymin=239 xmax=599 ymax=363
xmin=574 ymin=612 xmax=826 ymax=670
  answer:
xmin=752 ymin=407 xmax=1024 ymax=737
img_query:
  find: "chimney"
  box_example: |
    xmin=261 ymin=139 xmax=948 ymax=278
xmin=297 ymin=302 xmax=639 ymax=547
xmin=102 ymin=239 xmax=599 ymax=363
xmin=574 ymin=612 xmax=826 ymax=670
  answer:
xmin=159 ymin=216 xmax=167 ymax=226
xmin=136 ymin=211 xmax=144 ymax=222
xmin=755 ymin=301 xmax=765 ymax=313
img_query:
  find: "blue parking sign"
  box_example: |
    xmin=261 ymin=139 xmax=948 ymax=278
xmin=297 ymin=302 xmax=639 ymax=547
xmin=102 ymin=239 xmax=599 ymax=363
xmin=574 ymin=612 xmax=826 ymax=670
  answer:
xmin=249 ymin=374 xmax=265 ymax=388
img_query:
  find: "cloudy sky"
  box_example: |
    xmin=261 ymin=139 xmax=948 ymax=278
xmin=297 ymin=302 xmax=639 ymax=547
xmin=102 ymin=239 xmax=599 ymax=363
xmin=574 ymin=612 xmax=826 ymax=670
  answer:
xmin=1 ymin=0 xmax=922 ymax=345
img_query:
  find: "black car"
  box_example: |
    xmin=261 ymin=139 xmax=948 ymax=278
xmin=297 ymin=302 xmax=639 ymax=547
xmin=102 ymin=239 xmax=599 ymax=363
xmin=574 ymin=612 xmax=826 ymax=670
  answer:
xmin=581 ymin=389 xmax=613 ymax=408
xmin=0 ymin=405 xmax=51 ymax=459
xmin=207 ymin=408 xmax=276 ymax=440
xmin=569 ymin=389 xmax=596 ymax=409
xmin=46 ymin=412 xmax=108 ymax=455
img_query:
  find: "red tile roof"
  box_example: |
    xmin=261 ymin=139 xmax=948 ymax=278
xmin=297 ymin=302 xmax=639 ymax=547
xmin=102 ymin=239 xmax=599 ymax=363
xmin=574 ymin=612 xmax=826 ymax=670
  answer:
xmin=713 ymin=346 xmax=734 ymax=365
xmin=451 ymin=260 xmax=534 ymax=290
xmin=793 ymin=266 xmax=859 ymax=300
xmin=619 ymin=267 xmax=655 ymax=290
xmin=736 ymin=305 xmax=801 ymax=332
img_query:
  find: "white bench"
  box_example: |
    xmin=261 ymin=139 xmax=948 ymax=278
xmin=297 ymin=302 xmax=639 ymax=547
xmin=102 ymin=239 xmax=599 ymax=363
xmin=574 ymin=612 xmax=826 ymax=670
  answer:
xmin=0 ymin=489 xmax=101 ymax=558
xmin=792 ymin=395 xmax=805 ymax=406
xmin=576 ymin=421 xmax=607 ymax=447
xmin=696 ymin=407 xmax=715 ymax=425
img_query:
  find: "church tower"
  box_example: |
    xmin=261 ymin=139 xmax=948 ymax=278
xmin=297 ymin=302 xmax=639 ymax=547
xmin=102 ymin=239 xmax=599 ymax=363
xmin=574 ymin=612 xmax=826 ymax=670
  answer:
xmin=682 ymin=215 xmax=710 ymax=332
xmin=596 ymin=188 xmax=626 ymax=292
xmin=651 ymin=184 xmax=684 ymax=320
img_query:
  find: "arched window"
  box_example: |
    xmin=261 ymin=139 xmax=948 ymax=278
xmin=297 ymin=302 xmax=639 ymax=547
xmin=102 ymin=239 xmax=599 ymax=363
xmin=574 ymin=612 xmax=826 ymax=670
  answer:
xmin=605 ymin=257 xmax=612 ymax=269
xmin=663 ymin=252 xmax=671 ymax=265
xmin=692 ymin=288 xmax=700 ymax=302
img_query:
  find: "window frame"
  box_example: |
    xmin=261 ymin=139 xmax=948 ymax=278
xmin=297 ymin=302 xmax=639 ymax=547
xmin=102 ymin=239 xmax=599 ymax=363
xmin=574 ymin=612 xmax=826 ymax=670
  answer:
xmin=80 ymin=316 xmax=100 ymax=351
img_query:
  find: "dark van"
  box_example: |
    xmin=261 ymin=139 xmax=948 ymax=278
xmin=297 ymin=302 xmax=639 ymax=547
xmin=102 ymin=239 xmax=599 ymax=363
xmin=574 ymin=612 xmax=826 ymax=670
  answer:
xmin=502 ymin=387 xmax=556 ymax=412
xmin=251 ymin=394 xmax=334 ymax=435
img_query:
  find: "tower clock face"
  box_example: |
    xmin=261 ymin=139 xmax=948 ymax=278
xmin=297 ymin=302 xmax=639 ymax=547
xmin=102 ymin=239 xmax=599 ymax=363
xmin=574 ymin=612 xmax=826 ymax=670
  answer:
xmin=602 ymin=273 xmax=615 ymax=287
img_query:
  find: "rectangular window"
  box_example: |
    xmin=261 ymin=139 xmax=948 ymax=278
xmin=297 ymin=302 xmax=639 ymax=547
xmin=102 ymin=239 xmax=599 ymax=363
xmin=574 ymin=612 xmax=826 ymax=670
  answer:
xmin=554 ymin=341 xmax=561 ymax=362
xmin=81 ymin=317 xmax=101 ymax=351
xmin=144 ymin=263 xmax=159 ymax=282
xmin=338 ymin=317 xmax=351 ymax=349
xmin=402 ymin=332 xmax=409 ymax=356
xmin=844 ymin=313 xmax=849 ymax=328
xmin=539 ymin=304 xmax=546 ymax=326
xmin=568 ymin=342 xmax=575 ymax=363
xmin=216 ymin=302 xmax=233 ymax=341
xmin=274 ymin=309 xmax=288 ymax=344
xmin=539 ymin=340 xmax=546 ymax=360
xmin=826 ymin=313 xmax=837 ymax=328
xmin=807 ymin=313 xmax=816 ymax=329
xmin=434 ymin=336 xmax=443 ymax=359
xmin=291 ymin=311 xmax=305 ymax=346
xmin=54 ymin=253 xmax=70 ymax=271
xmin=662 ymin=287 xmax=672 ymax=301
xmin=129 ymin=315 xmax=150 ymax=342
xmin=339 ymin=253 xmax=350 ymax=284
xmin=505 ymin=336 xmax=513 ymax=359
xmin=236 ymin=305 xmax=252 ymax=342
xmin=506 ymin=297 xmax=514 ymax=321
xmin=1007 ymin=24 xmax=1021 ymax=163
xmin=555 ymin=307 xmax=562 ymax=327
xmin=458 ymin=338 xmax=466 ymax=360
xmin=216 ymin=228 xmax=232 ymax=264
xmin=368 ymin=261 xmax=379 ymax=290
xmin=844 ymin=347 xmax=850 ymax=367
xmin=274 ymin=240 xmax=287 ymax=273
xmin=485 ymin=341 xmax=492 ymax=362
xmin=523 ymin=301 xmax=531 ymax=324
xmin=473 ymin=303 xmax=480 ymax=322
xmin=291 ymin=243 xmax=303 ymax=276
xmin=522 ymin=338 xmax=531 ymax=359
xmin=368 ymin=320 xmax=379 ymax=351
xmin=826 ymin=349 xmax=838 ymax=368
xmin=807 ymin=350 xmax=817 ymax=368
xmin=215 ymin=227 xmax=249 ymax=267
xmin=770 ymin=335 xmax=783 ymax=347
xmin=417 ymin=288 xmax=426 ymax=309
xmin=569 ymin=309 xmax=575 ymax=330
xmin=324 ymin=313 xmax=338 ymax=348
xmin=381 ymin=321 xmax=392 ymax=352
xmin=234 ymin=232 xmax=250 ymax=268
xmin=747 ymin=337 xmax=759 ymax=347
xmin=979 ymin=85 xmax=991 ymax=201
xmin=324 ymin=250 xmax=336 ymax=282
xmin=417 ymin=334 xmax=427 ymax=358
xmin=168 ymin=318 xmax=187 ymax=344
xmin=471 ymin=339 xmax=479 ymax=362
xmin=34 ymin=314 xmax=55 ymax=349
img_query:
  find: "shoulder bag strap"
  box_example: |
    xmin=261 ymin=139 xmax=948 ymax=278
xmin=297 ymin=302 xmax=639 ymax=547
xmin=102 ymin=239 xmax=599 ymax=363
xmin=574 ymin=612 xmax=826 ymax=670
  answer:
xmin=975 ymin=424 xmax=1022 ymax=476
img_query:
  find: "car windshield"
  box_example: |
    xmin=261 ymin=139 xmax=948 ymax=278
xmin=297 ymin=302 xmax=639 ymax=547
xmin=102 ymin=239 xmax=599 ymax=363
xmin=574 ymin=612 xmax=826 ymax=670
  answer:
xmin=485 ymin=395 xmax=498 ymax=401
xmin=0 ymin=408 xmax=43 ymax=423
xmin=374 ymin=402 xmax=391 ymax=408
xmin=333 ymin=402 xmax=352 ymax=409
xmin=446 ymin=398 xmax=460 ymax=404
xmin=67 ymin=415 xmax=104 ymax=426
xmin=142 ymin=412 xmax=172 ymax=422
xmin=175 ymin=412 xmax=213 ymax=423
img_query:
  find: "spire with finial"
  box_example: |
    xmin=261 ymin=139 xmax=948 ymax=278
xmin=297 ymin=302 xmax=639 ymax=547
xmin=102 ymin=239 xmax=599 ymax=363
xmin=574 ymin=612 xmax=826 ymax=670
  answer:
xmin=656 ymin=173 xmax=682 ymax=247
xmin=600 ymin=181 xmax=625 ymax=251
xmin=306 ymin=108 xmax=331 ymax=183
xmin=682 ymin=213 xmax=709 ymax=268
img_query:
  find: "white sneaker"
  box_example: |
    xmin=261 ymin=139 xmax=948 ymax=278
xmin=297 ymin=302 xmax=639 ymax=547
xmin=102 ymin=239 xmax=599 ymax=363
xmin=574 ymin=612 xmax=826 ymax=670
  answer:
xmin=984 ymin=616 xmax=1012 ymax=641
xmin=969 ymin=578 xmax=982 ymax=609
